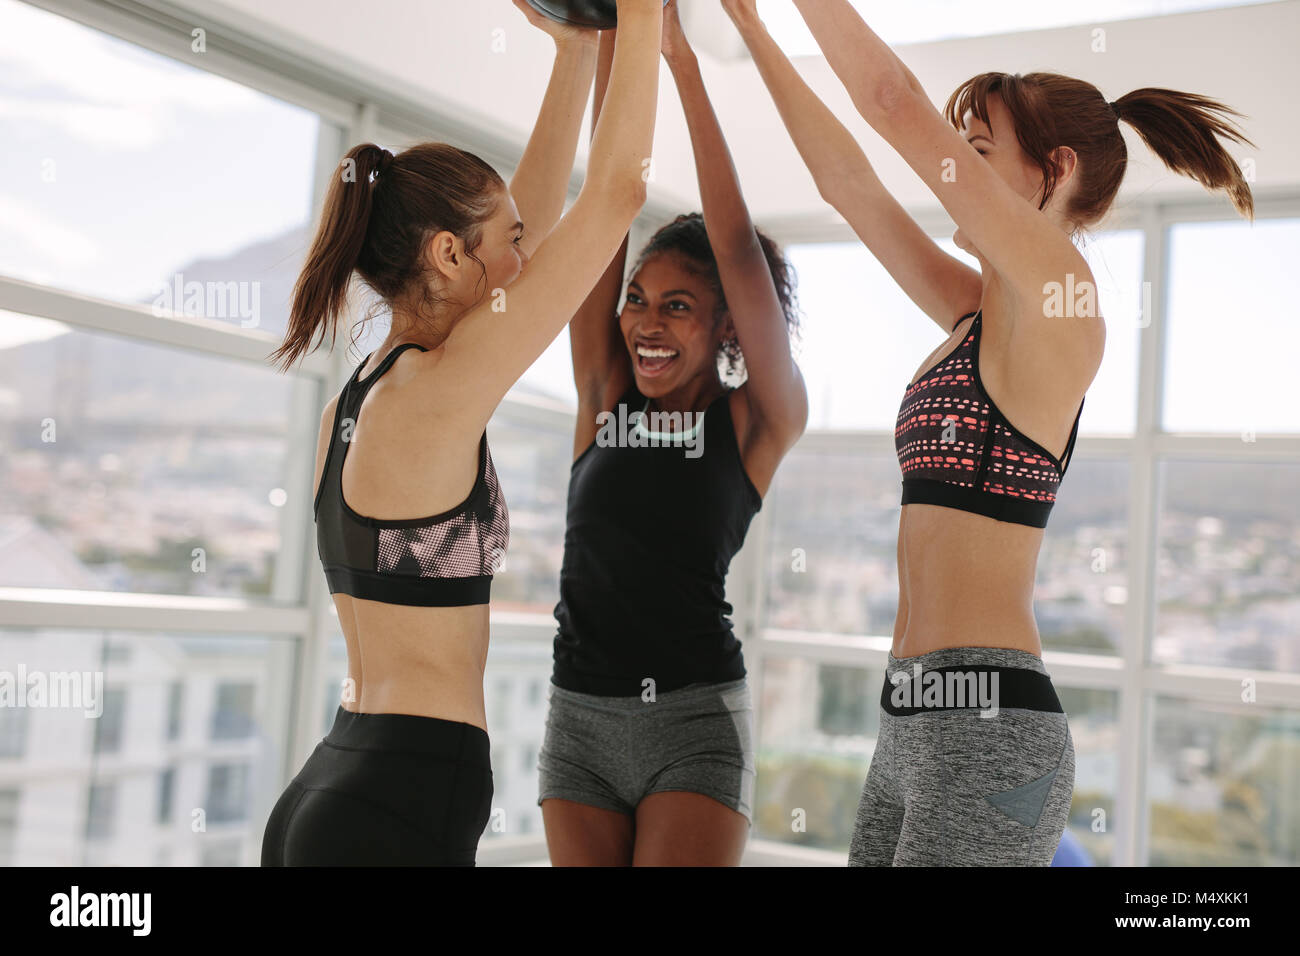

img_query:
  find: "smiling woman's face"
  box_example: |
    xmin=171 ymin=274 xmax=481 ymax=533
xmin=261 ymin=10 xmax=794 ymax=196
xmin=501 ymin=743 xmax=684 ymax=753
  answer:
xmin=619 ymin=252 xmax=726 ymax=397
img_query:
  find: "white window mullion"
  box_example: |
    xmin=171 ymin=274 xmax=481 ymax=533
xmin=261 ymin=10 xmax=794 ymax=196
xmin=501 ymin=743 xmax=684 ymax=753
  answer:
xmin=1119 ymin=204 xmax=1171 ymax=866
xmin=0 ymin=587 xmax=309 ymax=634
xmin=0 ymin=277 xmax=331 ymax=380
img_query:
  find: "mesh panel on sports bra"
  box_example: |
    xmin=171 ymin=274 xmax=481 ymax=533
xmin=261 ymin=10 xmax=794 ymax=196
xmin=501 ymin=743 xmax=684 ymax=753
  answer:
xmin=375 ymin=448 xmax=510 ymax=578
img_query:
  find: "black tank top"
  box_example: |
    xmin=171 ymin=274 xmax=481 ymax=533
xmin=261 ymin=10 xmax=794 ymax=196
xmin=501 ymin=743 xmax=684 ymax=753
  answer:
xmin=315 ymin=343 xmax=510 ymax=607
xmin=551 ymin=382 xmax=762 ymax=695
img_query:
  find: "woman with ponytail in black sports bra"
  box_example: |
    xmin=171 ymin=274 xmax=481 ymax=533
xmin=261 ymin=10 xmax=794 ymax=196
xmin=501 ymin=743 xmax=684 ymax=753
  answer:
xmin=727 ymin=0 xmax=1254 ymax=865
xmin=537 ymin=2 xmax=807 ymax=866
xmin=260 ymin=0 xmax=665 ymax=866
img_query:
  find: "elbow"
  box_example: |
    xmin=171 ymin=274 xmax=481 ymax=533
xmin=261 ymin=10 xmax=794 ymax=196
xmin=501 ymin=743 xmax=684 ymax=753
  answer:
xmin=874 ymin=71 xmax=909 ymax=115
xmin=626 ymin=171 xmax=650 ymax=212
xmin=854 ymin=66 xmax=922 ymax=128
xmin=812 ymin=174 xmax=841 ymax=206
xmin=814 ymin=174 xmax=856 ymax=209
xmin=575 ymin=172 xmax=647 ymax=245
xmin=610 ymin=172 xmax=649 ymax=221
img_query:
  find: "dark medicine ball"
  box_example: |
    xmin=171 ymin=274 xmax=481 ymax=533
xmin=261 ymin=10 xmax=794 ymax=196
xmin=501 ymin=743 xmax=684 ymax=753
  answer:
xmin=523 ymin=0 xmax=669 ymax=30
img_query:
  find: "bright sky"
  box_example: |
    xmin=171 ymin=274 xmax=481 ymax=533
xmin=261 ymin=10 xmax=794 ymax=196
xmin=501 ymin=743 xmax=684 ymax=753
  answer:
xmin=0 ymin=0 xmax=317 ymax=302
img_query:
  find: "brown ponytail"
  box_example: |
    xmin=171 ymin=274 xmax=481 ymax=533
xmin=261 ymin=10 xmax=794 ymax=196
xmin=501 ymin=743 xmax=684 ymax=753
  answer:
xmin=270 ymin=141 xmax=505 ymax=371
xmin=1110 ymin=88 xmax=1254 ymax=220
xmin=944 ymin=73 xmax=1255 ymax=232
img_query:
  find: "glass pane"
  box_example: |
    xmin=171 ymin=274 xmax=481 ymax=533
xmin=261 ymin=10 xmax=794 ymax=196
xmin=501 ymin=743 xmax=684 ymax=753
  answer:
xmin=1164 ymin=219 xmax=1300 ymax=434
xmin=483 ymin=637 xmax=552 ymax=841
xmin=1154 ymin=461 xmax=1300 ymax=673
xmin=0 ymin=0 xmax=320 ymax=330
xmin=1148 ymin=696 xmax=1299 ymax=865
xmin=485 ymin=404 xmax=572 ymax=616
xmin=1057 ymin=685 xmax=1120 ymax=866
xmin=755 ymin=656 xmax=1119 ymax=864
xmin=1037 ymin=458 xmax=1130 ymax=656
xmin=762 ymin=445 xmax=900 ymax=636
xmin=1078 ymin=229 xmax=1141 ymax=435
xmin=786 ymin=242 xmax=956 ymax=431
xmin=786 ymin=232 xmax=1137 ymax=432
xmin=0 ymin=314 xmax=313 ymax=601
xmin=754 ymin=656 xmax=877 ymax=852
xmin=0 ymin=628 xmax=296 ymax=866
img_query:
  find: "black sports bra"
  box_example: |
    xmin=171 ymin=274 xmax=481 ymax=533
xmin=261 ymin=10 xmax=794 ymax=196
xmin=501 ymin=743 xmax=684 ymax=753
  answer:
xmin=314 ymin=343 xmax=510 ymax=607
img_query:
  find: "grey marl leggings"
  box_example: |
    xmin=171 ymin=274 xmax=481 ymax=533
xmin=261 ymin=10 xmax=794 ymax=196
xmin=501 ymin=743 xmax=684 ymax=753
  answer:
xmin=849 ymin=646 xmax=1075 ymax=866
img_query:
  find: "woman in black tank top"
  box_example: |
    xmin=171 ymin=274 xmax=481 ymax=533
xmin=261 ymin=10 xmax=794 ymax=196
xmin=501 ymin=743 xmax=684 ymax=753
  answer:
xmin=538 ymin=8 xmax=809 ymax=866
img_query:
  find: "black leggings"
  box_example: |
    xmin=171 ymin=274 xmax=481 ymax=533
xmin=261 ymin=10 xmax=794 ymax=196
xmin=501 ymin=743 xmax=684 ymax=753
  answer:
xmin=261 ymin=706 xmax=493 ymax=866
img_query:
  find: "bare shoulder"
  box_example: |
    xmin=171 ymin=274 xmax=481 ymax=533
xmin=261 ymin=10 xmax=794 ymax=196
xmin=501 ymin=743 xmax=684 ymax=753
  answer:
xmin=362 ymin=347 xmax=453 ymax=420
xmin=358 ymin=346 xmax=490 ymax=463
xmin=383 ymin=344 xmax=477 ymax=423
xmin=992 ymin=260 xmax=1106 ymax=388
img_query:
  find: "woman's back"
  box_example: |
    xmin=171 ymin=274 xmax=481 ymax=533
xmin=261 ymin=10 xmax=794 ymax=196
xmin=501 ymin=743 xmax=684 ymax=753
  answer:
xmin=313 ymin=345 xmax=506 ymax=729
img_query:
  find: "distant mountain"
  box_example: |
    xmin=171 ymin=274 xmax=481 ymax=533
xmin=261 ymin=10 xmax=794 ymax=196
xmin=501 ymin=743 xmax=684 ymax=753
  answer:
xmin=0 ymin=227 xmax=313 ymax=430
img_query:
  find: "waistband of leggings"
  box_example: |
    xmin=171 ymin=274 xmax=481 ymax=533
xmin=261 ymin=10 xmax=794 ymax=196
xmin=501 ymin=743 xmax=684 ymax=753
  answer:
xmin=324 ymin=706 xmax=490 ymax=765
xmin=881 ymin=646 xmax=1061 ymax=716
xmin=888 ymin=645 xmax=1049 ymax=676
xmin=548 ymin=677 xmax=748 ymax=710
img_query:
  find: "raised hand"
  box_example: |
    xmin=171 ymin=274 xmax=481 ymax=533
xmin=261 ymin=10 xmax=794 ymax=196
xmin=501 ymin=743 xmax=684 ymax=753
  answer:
xmin=661 ymin=0 xmax=689 ymax=59
xmin=511 ymin=0 xmax=594 ymax=45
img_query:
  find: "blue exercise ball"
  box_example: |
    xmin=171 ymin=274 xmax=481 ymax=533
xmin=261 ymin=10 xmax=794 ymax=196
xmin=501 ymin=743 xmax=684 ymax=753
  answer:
xmin=1051 ymin=828 xmax=1093 ymax=866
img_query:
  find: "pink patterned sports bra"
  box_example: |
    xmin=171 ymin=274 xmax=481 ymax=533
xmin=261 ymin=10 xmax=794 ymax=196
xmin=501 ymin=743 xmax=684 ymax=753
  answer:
xmin=895 ymin=310 xmax=1084 ymax=529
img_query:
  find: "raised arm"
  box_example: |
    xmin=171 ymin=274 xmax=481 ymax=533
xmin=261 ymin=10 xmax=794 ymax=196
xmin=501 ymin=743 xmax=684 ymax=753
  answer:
xmin=790 ymin=0 xmax=1093 ymax=321
xmin=662 ymin=3 xmax=806 ymax=447
xmin=441 ymin=0 xmax=663 ymax=428
xmin=508 ymin=0 xmax=600 ymax=257
xmin=569 ymin=28 xmax=636 ymax=458
xmin=724 ymin=0 xmax=979 ymax=333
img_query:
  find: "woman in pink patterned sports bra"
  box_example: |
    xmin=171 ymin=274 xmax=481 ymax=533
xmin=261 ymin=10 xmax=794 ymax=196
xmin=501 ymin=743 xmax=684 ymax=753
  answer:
xmin=727 ymin=0 xmax=1253 ymax=865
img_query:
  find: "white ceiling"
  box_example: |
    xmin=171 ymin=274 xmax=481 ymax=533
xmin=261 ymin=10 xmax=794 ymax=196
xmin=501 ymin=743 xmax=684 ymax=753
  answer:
xmin=167 ymin=0 xmax=1299 ymax=222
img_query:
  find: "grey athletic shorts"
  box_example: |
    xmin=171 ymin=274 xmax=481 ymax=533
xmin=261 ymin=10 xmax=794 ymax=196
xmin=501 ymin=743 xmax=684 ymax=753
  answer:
xmin=537 ymin=678 xmax=755 ymax=823
xmin=849 ymin=646 xmax=1075 ymax=866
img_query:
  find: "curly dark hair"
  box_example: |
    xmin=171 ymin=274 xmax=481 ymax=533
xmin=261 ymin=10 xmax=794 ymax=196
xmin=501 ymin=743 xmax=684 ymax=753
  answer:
xmin=629 ymin=213 xmax=802 ymax=381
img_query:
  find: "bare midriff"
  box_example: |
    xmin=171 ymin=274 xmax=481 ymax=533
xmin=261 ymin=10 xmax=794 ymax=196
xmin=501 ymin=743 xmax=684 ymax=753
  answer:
xmin=892 ymin=502 xmax=1045 ymax=659
xmin=332 ymin=595 xmax=491 ymax=732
